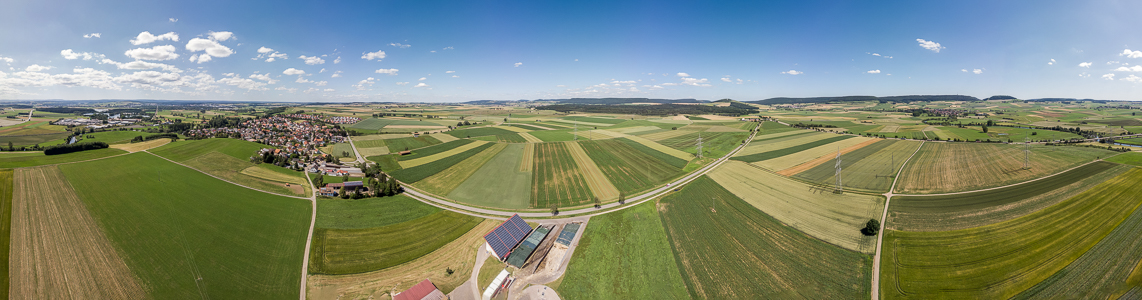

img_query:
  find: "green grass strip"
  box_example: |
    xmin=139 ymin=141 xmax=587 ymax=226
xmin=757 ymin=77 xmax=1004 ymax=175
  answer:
xmin=0 ymin=170 xmax=11 ymax=299
xmin=396 ymin=139 xmax=474 ymax=161
xmin=388 ymin=142 xmax=494 ymax=183
xmin=732 ymin=135 xmax=855 ymax=163
xmin=614 ymin=137 xmax=688 ymax=168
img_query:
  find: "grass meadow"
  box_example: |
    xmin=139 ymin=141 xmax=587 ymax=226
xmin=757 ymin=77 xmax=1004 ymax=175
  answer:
xmin=384 ymin=135 xmax=442 ymax=152
xmin=447 ymin=143 xmax=532 ymax=209
xmin=0 ymin=148 xmax=126 ymax=168
xmin=308 ymin=210 xmax=482 ymax=274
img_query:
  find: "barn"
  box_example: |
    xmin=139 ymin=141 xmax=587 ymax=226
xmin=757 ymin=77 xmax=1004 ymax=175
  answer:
xmin=483 ymin=214 xmax=532 ymax=261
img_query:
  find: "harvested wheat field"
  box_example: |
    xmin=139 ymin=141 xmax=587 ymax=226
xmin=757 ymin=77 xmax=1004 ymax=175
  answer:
xmin=565 ymin=141 xmax=620 ymax=200
xmin=10 ymin=167 xmax=146 ymax=299
xmin=110 ymin=138 xmax=171 ymax=153
xmin=895 ymin=142 xmax=1115 ymax=194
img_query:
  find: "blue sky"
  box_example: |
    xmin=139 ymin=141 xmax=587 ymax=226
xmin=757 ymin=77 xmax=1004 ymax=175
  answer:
xmin=3 ymin=0 xmax=1142 ymax=102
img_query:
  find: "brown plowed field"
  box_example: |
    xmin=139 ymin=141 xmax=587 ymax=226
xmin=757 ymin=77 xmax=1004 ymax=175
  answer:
xmin=10 ymin=167 xmax=146 ymax=299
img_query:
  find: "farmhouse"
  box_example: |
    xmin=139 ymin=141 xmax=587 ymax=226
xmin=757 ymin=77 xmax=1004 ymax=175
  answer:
xmin=393 ymin=279 xmax=444 ymax=300
xmin=484 ymin=214 xmax=533 ymax=261
xmin=319 ymin=181 xmax=366 ymax=196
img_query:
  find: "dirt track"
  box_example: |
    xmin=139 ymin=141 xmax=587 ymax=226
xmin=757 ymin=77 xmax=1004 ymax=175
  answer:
xmin=10 ymin=167 xmax=146 ymax=299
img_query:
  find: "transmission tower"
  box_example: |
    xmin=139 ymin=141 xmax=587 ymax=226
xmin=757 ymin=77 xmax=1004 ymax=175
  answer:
xmin=834 ymin=146 xmax=843 ymax=194
xmin=573 ymin=121 xmax=578 ymax=141
xmin=695 ymin=131 xmax=703 ymax=158
xmin=1024 ymin=137 xmax=1031 ymax=170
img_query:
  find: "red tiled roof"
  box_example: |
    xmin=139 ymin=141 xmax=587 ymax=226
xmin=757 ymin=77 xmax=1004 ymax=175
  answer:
xmin=393 ymin=279 xmax=442 ymax=300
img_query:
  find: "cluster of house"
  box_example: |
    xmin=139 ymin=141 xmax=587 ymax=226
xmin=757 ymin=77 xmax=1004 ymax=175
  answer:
xmin=186 ymin=116 xmax=348 ymax=162
xmin=283 ymin=114 xmax=361 ymax=124
xmin=54 ymin=118 xmax=140 ymax=128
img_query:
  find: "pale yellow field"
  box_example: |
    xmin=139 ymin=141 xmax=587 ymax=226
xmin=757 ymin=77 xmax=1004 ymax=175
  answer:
xmin=431 ymin=133 xmax=459 ymax=143
xmin=589 ymin=129 xmax=627 ymax=138
xmin=734 ymin=132 xmax=832 ymax=157
xmin=547 ymin=119 xmax=614 ymax=127
xmin=639 ymin=128 xmax=697 ymax=140
xmin=611 ymin=126 xmax=662 ymax=134
xmin=518 ymin=132 xmax=543 ymax=143
xmin=307 ymin=220 xmax=498 ymax=299
xmin=399 ymin=140 xmax=488 ymax=169
xmin=708 ymin=161 xmax=884 ymax=253
xmin=10 ymin=167 xmax=146 ymax=299
xmin=498 ymin=125 xmax=531 ymax=133
xmin=416 ymin=143 xmax=506 ymax=196
xmin=753 ymin=136 xmax=874 ymax=171
xmin=353 ymin=134 xmax=410 ymax=141
xmin=879 ymin=125 xmax=900 ymax=132
xmin=111 ymin=138 xmax=170 ymax=153
xmin=704 ymin=126 xmax=746 ymax=132
xmin=358 ymin=146 xmax=391 ymax=157
xmin=777 ymin=138 xmax=880 ymax=176
xmin=626 ymin=135 xmax=693 ymax=160
xmin=519 ymin=143 xmax=534 ymax=172
xmin=564 ymin=141 xmax=620 ymax=200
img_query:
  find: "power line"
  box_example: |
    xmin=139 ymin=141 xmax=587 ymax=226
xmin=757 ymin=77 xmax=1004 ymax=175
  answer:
xmin=834 ymin=146 xmax=843 ymax=194
xmin=695 ymin=131 xmax=703 ymax=159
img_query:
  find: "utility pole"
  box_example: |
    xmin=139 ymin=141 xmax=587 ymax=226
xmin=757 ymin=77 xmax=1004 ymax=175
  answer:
xmin=1024 ymin=137 xmax=1031 ymax=170
xmin=834 ymin=146 xmax=843 ymax=194
xmin=695 ymin=131 xmax=703 ymax=159
xmin=573 ymin=121 xmax=578 ymax=141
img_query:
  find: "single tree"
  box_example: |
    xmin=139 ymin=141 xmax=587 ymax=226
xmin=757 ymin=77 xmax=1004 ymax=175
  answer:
xmin=861 ymin=219 xmax=880 ymax=236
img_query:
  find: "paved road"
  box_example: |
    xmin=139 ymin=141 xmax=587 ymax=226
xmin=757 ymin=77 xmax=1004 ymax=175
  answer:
xmin=870 ymin=141 xmax=924 ymax=300
xmin=346 ymin=136 xmax=365 ymax=164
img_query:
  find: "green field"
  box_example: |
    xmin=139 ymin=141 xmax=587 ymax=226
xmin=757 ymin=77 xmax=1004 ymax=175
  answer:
xmin=508 ymin=124 xmax=548 ymax=131
xmin=560 ymin=116 xmax=627 ymax=125
xmin=659 ymin=176 xmax=871 ymax=298
xmin=384 ymin=135 xmax=442 ymax=152
xmin=559 ymin=200 xmax=689 ymax=299
xmin=308 ymin=210 xmax=482 ymax=274
xmin=531 ymin=142 xmax=593 ymax=208
xmin=447 ymin=144 xmax=532 ymax=209
xmin=0 ymin=148 xmax=127 ymax=168
xmin=881 ymin=169 xmax=1142 ymax=299
xmin=578 ymin=139 xmax=682 ymax=195
xmin=59 ymin=153 xmax=310 ymax=299
xmin=348 ymin=118 xmax=443 ymax=131
xmin=368 ymin=154 xmax=402 ymax=171
xmin=1107 ymin=151 xmax=1142 ymax=166
xmin=445 ymin=127 xmax=518 ymax=138
xmin=614 ymin=137 xmax=688 ymax=168
xmin=1013 ymin=201 xmax=1142 ymax=299
xmin=895 ymin=143 xmax=1115 ymax=194
xmin=316 ymin=194 xmax=440 ymax=229
xmin=396 ymin=139 xmax=474 ymax=161
xmin=42 ymin=130 xmax=148 ymax=146
xmin=890 ymin=161 xmax=1126 ymax=231
xmin=150 ymin=138 xmax=266 ymax=161
xmin=388 ymin=142 xmax=494 ymax=183
xmin=473 ymin=133 xmax=528 ymax=143
xmin=658 ymin=131 xmax=750 ymax=159
xmin=354 ymin=139 xmax=386 ymax=148
xmin=527 ymin=130 xmax=579 ymax=142
xmin=0 ymin=170 xmax=11 ymax=299
xmin=733 ymin=135 xmax=855 ymax=162
xmin=792 ymin=140 xmax=921 ymax=192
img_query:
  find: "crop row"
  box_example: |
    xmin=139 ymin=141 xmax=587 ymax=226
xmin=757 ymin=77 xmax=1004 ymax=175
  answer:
xmin=388 ymin=142 xmax=494 ymax=183
xmin=531 ymin=142 xmax=593 ymax=208
xmin=733 ymin=135 xmax=855 ymax=163
xmin=614 ymin=137 xmax=688 ymax=168
xmin=579 ymin=139 xmax=683 ymax=195
xmin=445 ymin=127 xmax=518 ymax=138
xmin=308 ymin=210 xmax=482 ymax=275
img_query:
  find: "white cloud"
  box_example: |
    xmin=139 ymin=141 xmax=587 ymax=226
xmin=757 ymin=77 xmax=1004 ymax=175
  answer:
xmin=867 ymin=70 xmax=881 ymax=74
xmin=0 ymin=56 xmax=14 ymax=63
xmin=1079 ymin=72 xmax=1090 ymax=78
xmin=1115 ymin=65 xmax=1142 ymax=72
xmin=395 ymin=82 xmax=409 ymax=85
xmin=125 ymin=45 xmax=179 ymax=61
xmin=452 ymin=75 xmax=458 ymax=78
xmin=1121 ymin=49 xmax=1142 ymax=59
xmin=185 ymin=38 xmax=234 ymax=60
xmin=973 ymin=69 xmax=983 ymax=74
xmin=361 ymin=50 xmax=386 ymax=61
xmin=514 ymin=62 xmax=523 ymax=67
xmin=331 ymin=71 xmax=343 ymax=78
xmin=720 ymin=77 xmax=732 ymax=82
xmin=248 ymin=73 xmax=277 ymax=84
xmin=319 ymin=68 xmax=326 ymax=73
xmin=389 ymin=43 xmax=411 ymax=48
xmin=1079 ymin=62 xmax=1092 ymax=68
xmin=191 ymin=54 xmax=212 ymax=63
xmin=60 ymin=49 xmax=101 ymax=60
xmin=25 ymin=64 xmax=52 ymax=72
xmin=916 ymin=38 xmax=944 ymax=52
xmin=418 ymin=77 xmax=427 ymax=81
xmin=736 ymin=79 xmax=743 ymax=84
xmin=118 ymin=60 xmax=180 ymax=72
xmin=353 ymin=77 xmax=376 ymax=90
xmin=131 ymin=31 xmax=179 ymax=45
xmin=83 ymin=33 xmax=101 ymax=38
xmin=445 ymin=70 xmax=455 ymax=73
xmin=374 ymin=68 xmax=399 ymax=75
xmin=680 ymin=77 xmax=711 ymax=87
xmin=169 ymin=18 xmax=178 ymax=22
xmin=1048 ymin=59 xmax=1056 ymax=65
xmin=676 ymin=72 xmax=690 ymax=77
xmin=324 ymin=88 xmax=334 ymax=92
xmin=218 ymin=74 xmax=269 ymax=91
xmin=1103 ymin=73 xmax=1116 ymax=80
xmin=258 ymin=47 xmax=274 ymax=53
xmin=962 ymin=69 xmax=968 ymax=72
xmin=414 ymin=82 xmax=428 ymax=87
xmin=296 ymin=77 xmax=310 ymax=84
xmin=208 ymin=31 xmax=234 ymax=41
xmin=283 ymin=68 xmax=305 ymax=75
xmin=299 ymin=55 xmax=325 ymax=65
xmin=1122 ymin=75 xmax=1142 ymax=83
xmin=314 ymin=81 xmax=328 ymax=86
xmin=781 ymin=70 xmax=802 ymax=75
xmin=333 ymin=56 xmax=341 ymax=64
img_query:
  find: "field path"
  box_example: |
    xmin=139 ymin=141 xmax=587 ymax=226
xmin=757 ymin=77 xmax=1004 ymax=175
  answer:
xmin=871 ymin=141 xmax=924 ymax=300
xmin=300 ymin=173 xmax=318 ymax=300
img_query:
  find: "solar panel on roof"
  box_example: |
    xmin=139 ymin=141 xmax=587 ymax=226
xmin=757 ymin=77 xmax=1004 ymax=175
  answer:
xmin=483 ymin=214 xmax=534 ymax=260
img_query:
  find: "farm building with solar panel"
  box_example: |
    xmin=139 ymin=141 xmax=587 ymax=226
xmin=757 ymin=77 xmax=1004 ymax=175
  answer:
xmin=483 ymin=214 xmax=533 ymax=261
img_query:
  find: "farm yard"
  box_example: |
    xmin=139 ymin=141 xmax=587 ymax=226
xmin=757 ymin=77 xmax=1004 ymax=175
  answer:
xmin=880 ymin=169 xmax=1142 ymax=299
xmin=659 ymin=176 xmax=872 ymax=299
xmin=894 ymin=142 xmax=1115 ymax=194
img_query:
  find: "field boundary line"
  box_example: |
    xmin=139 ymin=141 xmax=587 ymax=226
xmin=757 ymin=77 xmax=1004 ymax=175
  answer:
xmin=872 ymin=140 xmax=924 ymax=300
xmin=891 ymin=154 xmax=1123 ymax=198
xmin=299 ymin=173 xmax=317 ymax=300
xmin=142 ymin=151 xmax=310 ymax=200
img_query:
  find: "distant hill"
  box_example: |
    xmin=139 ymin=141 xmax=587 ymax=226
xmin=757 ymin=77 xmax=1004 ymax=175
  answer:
xmin=751 ymin=95 xmax=980 ymax=105
xmin=558 ymin=98 xmax=705 ymax=105
xmin=983 ymin=95 xmax=1017 ymax=100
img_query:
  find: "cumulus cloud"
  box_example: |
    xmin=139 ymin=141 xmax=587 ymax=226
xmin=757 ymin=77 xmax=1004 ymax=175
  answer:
xmin=353 ymin=77 xmax=376 ymax=90
xmin=25 ymin=64 xmax=52 ymax=72
xmin=1121 ymin=49 xmax=1142 ymax=59
xmin=131 ymin=31 xmax=179 ymax=45
xmin=1122 ymin=75 xmax=1142 ymax=83
xmin=83 ymin=33 xmax=101 ymax=38
xmin=868 ymin=52 xmax=893 ymax=59
xmin=867 ymin=70 xmax=881 ymax=74
xmin=389 ymin=43 xmax=410 ymax=48
xmin=720 ymin=77 xmax=732 ymax=82
xmin=169 ymin=18 xmax=178 ymax=22
xmin=452 ymin=75 xmax=458 ymax=78
xmin=331 ymin=71 xmax=343 ymax=78
xmin=395 ymin=82 xmax=409 ymax=85
xmin=414 ymin=82 xmax=428 ymax=87
xmin=514 ymin=62 xmax=523 ymax=67
xmin=60 ymin=49 xmax=101 ymax=60
xmin=374 ymin=68 xmax=399 ymax=75
xmin=125 ymin=45 xmax=179 ymax=61
xmin=185 ymin=38 xmax=234 ymax=61
xmin=1048 ymin=59 xmax=1056 ymax=65
xmin=296 ymin=77 xmax=310 ymax=84
xmin=333 ymin=56 xmax=341 ymax=64
xmin=1103 ymin=73 xmax=1116 ymax=80
xmin=253 ymin=47 xmax=288 ymax=62
xmin=0 ymin=56 xmax=13 ymax=63
xmin=208 ymin=31 xmax=234 ymax=41
xmin=117 ymin=60 xmax=181 ymax=72
xmin=248 ymin=73 xmax=277 ymax=84
xmin=1079 ymin=62 xmax=1092 ymax=68
xmin=258 ymin=47 xmax=274 ymax=53
xmin=916 ymin=39 xmax=944 ymax=52
xmin=361 ymin=50 xmax=386 ymax=61
xmin=283 ymin=68 xmax=305 ymax=75
xmin=1115 ymin=65 xmax=1142 ymax=72
xmin=781 ymin=70 xmax=802 ymax=75
xmin=299 ymin=55 xmax=325 ymax=65
xmin=973 ymin=69 xmax=983 ymax=74
xmin=324 ymin=88 xmax=334 ymax=92
xmin=189 ymin=54 xmax=211 ymax=63
xmin=680 ymin=77 xmax=711 ymax=87
xmin=676 ymin=72 xmax=690 ymax=77
xmin=445 ymin=70 xmax=455 ymax=73
xmin=418 ymin=77 xmax=427 ymax=81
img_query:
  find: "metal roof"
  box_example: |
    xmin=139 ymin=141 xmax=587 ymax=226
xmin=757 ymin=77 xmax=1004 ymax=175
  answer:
xmin=483 ymin=214 xmax=532 ymax=260
xmin=555 ymin=223 xmax=580 ymax=246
